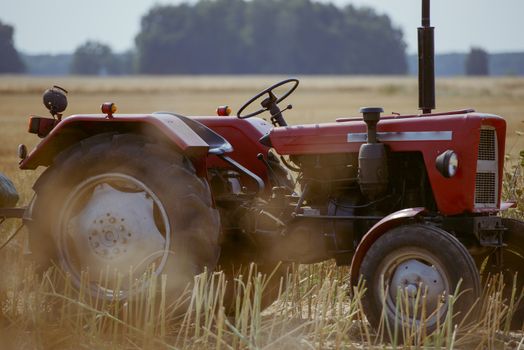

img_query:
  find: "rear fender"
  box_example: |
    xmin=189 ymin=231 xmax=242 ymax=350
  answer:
xmin=20 ymin=113 xmax=214 ymax=170
xmin=350 ymin=207 xmax=427 ymax=286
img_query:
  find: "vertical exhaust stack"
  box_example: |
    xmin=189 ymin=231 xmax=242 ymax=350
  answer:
xmin=418 ymin=0 xmax=435 ymax=114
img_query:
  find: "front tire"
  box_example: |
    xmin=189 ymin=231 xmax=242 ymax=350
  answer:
xmin=29 ymin=133 xmax=220 ymax=301
xmin=359 ymin=224 xmax=481 ymax=337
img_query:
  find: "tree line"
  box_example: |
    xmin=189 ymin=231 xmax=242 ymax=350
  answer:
xmin=134 ymin=0 xmax=407 ymax=74
xmin=69 ymin=0 xmax=408 ymax=75
xmin=1 ymin=0 xmax=496 ymax=76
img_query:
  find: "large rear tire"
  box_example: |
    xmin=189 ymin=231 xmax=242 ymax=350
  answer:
xmin=29 ymin=133 xmax=220 ymax=303
xmin=359 ymin=224 xmax=481 ymax=338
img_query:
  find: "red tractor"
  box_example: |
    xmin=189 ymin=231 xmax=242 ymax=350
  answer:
xmin=1 ymin=0 xmax=523 ymax=333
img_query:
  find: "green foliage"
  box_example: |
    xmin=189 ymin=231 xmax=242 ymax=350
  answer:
xmin=0 ymin=20 xmax=25 ymax=73
xmin=490 ymin=52 xmax=524 ymax=76
xmin=70 ymin=41 xmax=133 ymax=75
xmin=465 ymin=47 xmax=489 ymax=76
xmin=70 ymin=41 xmax=113 ymax=75
xmin=135 ymin=0 xmax=407 ymax=74
xmin=22 ymin=54 xmax=72 ymax=75
xmin=503 ymin=147 xmax=524 ymax=219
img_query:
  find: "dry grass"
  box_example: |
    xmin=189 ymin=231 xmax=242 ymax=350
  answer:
xmin=1 ymin=75 xmax=524 ymax=349
xmin=1 ymin=259 xmax=523 ymax=349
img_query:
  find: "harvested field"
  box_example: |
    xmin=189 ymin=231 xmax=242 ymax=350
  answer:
xmin=1 ymin=76 xmax=523 ymax=349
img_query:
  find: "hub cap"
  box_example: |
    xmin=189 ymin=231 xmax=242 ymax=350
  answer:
xmin=379 ymin=249 xmax=450 ymax=327
xmin=58 ymin=173 xmax=171 ymax=298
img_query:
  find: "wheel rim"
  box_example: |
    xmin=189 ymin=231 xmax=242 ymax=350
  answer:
xmin=377 ymin=248 xmax=450 ymax=328
xmin=57 ymin=173 xmax=171 ymax=299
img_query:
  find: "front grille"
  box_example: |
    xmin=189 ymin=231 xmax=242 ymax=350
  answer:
xmin=475 ymin=172 xmax=496 ymax=204
xmin=474 ymin=127 xmax=498 ymax=209
xmin=479 ymin=129 xmax=496 ymax=160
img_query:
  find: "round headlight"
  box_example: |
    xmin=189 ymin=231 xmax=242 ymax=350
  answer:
xmin=436 ymin=150 xmax=458 ymax=178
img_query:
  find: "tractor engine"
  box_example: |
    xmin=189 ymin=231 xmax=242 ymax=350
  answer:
xmin=286 ymin=150 xmax=435 ymax=264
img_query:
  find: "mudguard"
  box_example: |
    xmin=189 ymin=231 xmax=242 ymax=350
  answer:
xmin=20 ymin=113 xmax=231 ymax=170
xmin=350 ymin=207 xmax=427 ymax=286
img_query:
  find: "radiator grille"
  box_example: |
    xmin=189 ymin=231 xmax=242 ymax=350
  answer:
xmin=475 ymin=172 xmax=496 ymax=204
xmin=479 ymin=129 xmax=496 ymax=160
xmin=474 ymin=127 xmax=498 ymax=209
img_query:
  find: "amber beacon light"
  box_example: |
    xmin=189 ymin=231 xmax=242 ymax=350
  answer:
xmin=216 ymin=105 xmax=232 ymax=116
xmin=101 ymin=102 xmax=118 ymax=118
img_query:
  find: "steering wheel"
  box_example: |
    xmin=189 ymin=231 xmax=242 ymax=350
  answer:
xmin=237 ymin=78 xmax=299 ymax=126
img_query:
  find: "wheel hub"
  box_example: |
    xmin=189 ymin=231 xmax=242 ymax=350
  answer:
xmin=390 ymin=259 xmax=445 ymax=311
xmin=65 ymin=182 xmax=166 ymax=276
xmin=86 ymin=212 xmax=129 ymax=260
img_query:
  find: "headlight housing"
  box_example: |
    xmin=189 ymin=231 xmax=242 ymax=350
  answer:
xmin=436 ymin=150 xmax=458 ymax=178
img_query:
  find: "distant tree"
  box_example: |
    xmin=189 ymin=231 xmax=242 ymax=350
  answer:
xmin=70 ymin=41 xmax=116 ymax=75
xmin=136 ymin=0 xmax=249 ymax=74
xmin=0 ymin=20 xmax=25 ymax=73
xmin=465 ymin=47 xmax=489 ymax=76
xmin=135 ymin=0 xmax=407 ymax=74
xmin=22 ymin=54 xmax=72 ymax=75
xmin=113 ymin=50 xmax=135 ymax=75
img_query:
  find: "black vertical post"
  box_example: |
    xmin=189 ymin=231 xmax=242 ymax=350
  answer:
xmin=418 ymin=0 xmax=435 ymax=114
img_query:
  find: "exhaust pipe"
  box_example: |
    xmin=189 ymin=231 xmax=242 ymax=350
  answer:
xmin=418 ymin=0 xmax=435 ymax=114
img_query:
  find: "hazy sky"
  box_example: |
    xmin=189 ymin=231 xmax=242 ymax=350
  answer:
xmin=1 ymin=0 xmax=523 ymax=55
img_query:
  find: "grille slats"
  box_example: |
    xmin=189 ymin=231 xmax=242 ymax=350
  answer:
xmin=479 ymin=129 xmax=496 ymax=160
xmin=475 ymin=172 xmax=496 ymax=204
xmin=475 ymin=128 xmax=497 ymax=208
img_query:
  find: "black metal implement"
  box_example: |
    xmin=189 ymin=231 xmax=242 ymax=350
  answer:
xmin=0 ymin=207 xmax=26 ymax=219
xmin=218 ymin=155 xmax=265 ymax=194
xmin=0 ymin=207 xmax=26 ymax=251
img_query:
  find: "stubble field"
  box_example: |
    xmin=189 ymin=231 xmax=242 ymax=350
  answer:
xmin=0 ymin=75 xmax=523 ymax=349
xmin=1 ymin=75 xmax=523 ymax=188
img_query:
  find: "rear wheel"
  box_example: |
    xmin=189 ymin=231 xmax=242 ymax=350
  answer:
xmin=359 ymin=224 xmax=481 ymax=337
xmin=29 ymin=133 xmax=220 ymax=302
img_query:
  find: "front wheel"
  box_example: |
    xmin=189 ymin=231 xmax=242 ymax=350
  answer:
xmin=29 ymin=133 xmax=220 ymax=301
xmin=359 ymin=224 xmax=480 ymax=337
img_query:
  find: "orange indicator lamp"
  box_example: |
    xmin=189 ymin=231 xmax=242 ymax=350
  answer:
xmin=216 ymin=105 xmax=232 ymax=116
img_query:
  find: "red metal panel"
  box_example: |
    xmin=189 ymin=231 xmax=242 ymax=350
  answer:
xmin=269 ymin=112 xmax=506 ymax=215
xmin=20 ymin=114 xmax=210 ymax=169
xmin=335 ymin=109 xmax=475 ymax=123
xmin=194 ymin=116 xmax=273 ymax=190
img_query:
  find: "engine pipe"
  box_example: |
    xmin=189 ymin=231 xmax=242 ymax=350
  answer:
xmin=361 ymin=107 xmax=383 ymax=144
xmin=418 ymin=0 xmax=435 ymax=114
xmin=358 ymin=107 xmax=389 ymax=199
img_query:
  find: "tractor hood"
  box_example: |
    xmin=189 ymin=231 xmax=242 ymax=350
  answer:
xmin=269 ymin=109 xmax=507 ymax=215
xmin=269 ymin=109 xmax=505 ymax=156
